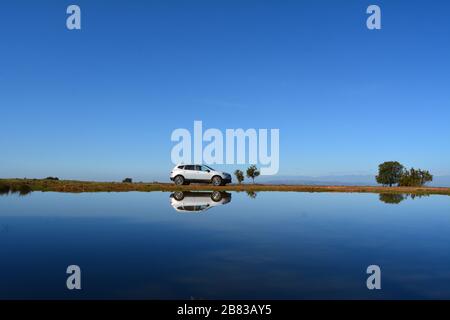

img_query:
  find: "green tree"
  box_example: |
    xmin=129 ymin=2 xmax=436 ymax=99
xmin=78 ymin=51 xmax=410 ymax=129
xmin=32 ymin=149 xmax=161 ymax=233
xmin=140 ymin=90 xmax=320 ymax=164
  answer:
xmin=122 ymin=178 xmax=133 ymax=183
xmin=234 ymin=170 xmax=244 ymax=184
xmin=399 ymin=168 xmax=419 ymax=187
xmin=246 ymin=165 xmax=260 ymax=184
xmin=376 ymin=161 xmax=404 ymax=187
xmin=419 ymin=169 xmax=433 ymax=186
xmin=399 ymin=168 xmax=433 ymax=187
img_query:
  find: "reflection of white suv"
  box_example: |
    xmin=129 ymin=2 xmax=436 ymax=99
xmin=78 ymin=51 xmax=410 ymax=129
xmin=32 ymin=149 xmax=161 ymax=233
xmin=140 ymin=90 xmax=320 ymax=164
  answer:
xmin=170 ymin=164 xmax=232 ymax=186
xmin=170 ymin=191 xmax=232 ymax=212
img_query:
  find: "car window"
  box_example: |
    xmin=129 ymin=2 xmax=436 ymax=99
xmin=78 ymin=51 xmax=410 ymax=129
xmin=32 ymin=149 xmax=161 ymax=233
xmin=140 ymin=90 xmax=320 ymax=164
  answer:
xmin=184 ymin=165 xmax=194 ymax=170
xmin=201 ymin=166 xmax=210 ymax=171
xmin=177 ymin=165 xmax=184 ymax=169
xmin=194 ymin=165 xmax=202 ymax=171
xmin=183 ymin=205 xmax=208 ymax=211
xmin=183 ymin=206 xmax=199 ymax=211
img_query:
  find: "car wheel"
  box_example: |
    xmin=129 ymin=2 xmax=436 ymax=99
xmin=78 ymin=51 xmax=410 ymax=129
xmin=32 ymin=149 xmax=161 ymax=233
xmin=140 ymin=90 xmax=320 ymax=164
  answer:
xmin=211 ymin=191 xmax=223 ymax=202
xmin=211 ymin=176 xmax=222 ymax=186
xmin=173 ymin=191 xmax=185 ymax=201
xmin=174 ymin=175 xmax=185 ymax=186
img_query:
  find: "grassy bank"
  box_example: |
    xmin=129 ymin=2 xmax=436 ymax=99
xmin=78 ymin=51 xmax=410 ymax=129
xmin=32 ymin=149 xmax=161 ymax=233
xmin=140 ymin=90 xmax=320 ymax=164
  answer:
xmin=1 ymin=178 xmax=450 ymax=196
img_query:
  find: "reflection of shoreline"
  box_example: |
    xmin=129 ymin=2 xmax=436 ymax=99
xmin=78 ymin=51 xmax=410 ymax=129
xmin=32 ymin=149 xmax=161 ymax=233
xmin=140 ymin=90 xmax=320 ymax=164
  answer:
xmin=0 ymin=184 xmax=32 ymax=196
xmin=1 ymin=179 xmax=449 ymax=195
xmin=170 ymin=191 xmax=231 ymax=213
xmin=379 ymin=193 xmax=429 ymax=204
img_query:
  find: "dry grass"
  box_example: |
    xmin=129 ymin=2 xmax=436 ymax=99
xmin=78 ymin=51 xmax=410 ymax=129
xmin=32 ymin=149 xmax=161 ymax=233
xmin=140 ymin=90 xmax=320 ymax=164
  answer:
xmin=1 ymin=179 xmax=450 ymax=196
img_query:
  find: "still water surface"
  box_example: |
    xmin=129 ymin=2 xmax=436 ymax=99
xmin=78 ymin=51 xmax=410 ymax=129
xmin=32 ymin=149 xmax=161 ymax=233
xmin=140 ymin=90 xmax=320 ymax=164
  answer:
xmin=1 ymin=191 xmax=450 ymax=299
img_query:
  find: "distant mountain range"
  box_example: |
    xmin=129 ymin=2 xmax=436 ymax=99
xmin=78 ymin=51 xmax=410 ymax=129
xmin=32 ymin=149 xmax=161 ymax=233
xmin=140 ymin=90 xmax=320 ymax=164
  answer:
xmin=258 ymin=175 xmax=450 ymax=187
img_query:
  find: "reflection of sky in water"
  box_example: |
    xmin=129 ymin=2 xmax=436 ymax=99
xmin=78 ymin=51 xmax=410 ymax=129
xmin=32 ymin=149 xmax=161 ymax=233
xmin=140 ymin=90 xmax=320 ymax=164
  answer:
xmin=0 ymin=191 xmax=450 ymax=299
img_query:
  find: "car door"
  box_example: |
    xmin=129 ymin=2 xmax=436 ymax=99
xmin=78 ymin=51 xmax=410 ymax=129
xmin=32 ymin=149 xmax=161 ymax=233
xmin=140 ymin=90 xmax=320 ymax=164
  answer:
xmin=196 ymin=165 xmax=212 ymax=182
xmin=183 ymin=165 xmax=196 ymax=180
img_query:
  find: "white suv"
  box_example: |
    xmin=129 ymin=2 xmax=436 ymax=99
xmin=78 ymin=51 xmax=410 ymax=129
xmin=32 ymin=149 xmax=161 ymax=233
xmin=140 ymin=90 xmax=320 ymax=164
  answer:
xmin=170 ymin=191 xmax=232 ymax=212
xmin=170 ymin=164 xmax=232 ymax=186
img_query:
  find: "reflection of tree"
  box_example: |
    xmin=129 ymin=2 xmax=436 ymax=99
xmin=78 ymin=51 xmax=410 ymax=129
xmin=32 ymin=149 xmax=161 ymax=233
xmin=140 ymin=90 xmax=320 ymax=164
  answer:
xmin=409 ymin=194 xmax=429 ymax=200
xmin=0 ymin=184 xmax=10 ymax=195
xmin=0 ymin=184 xmax=32 ymax=196
xmin=379 ymin=193 xmax=406 ymax=204
xmin=379 ymin=193 xmax=430 ymax=204
xmin=246 ymin=190 xmax=257 ymax=199
xmin=12 ymin=185 xmax=32 ymax=196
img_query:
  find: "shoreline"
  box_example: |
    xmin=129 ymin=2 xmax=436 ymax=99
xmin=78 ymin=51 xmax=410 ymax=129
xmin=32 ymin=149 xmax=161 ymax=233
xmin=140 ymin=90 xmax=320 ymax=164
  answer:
xmin=1 ymin=179 xmax=450 ymax=196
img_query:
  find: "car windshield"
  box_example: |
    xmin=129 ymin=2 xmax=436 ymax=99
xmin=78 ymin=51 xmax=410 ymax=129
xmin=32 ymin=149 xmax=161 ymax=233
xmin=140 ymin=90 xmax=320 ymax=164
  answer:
xmin=203 ymin=165 xmax=215 ymax=171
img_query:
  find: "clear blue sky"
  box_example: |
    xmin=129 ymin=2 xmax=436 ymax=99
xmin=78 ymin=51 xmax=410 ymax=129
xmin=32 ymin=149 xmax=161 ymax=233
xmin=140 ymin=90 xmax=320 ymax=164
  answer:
xmin=1 ymin=0 xmax=449 ymax=181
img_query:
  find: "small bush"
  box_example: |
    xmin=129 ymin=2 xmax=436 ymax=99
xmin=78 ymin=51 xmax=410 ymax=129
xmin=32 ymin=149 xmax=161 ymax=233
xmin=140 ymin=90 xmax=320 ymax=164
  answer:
xmin=234 ymin=170 xmax=244 ymax=184
xmin=246 ymin=165 xmax=260 ymax=184
xmin=45 ymin=177 xmax=59 ymax=181
xmin=122 ymin=178 xmax=133 ymax=183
